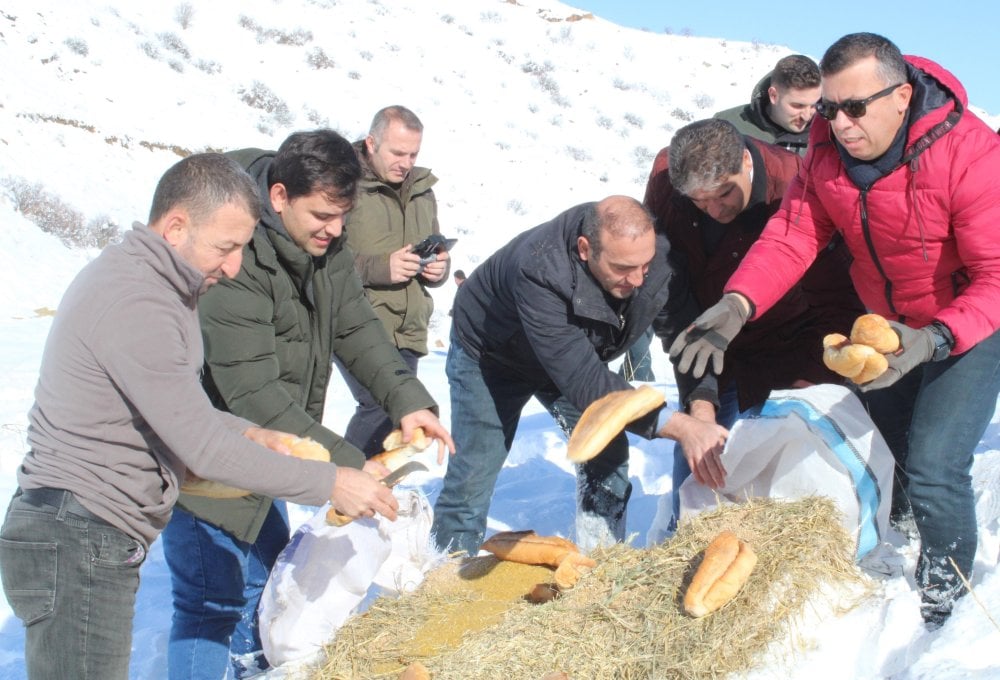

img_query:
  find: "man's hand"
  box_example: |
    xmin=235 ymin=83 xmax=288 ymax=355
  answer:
xmin=329 ymin=467 xmax=399 ymax=522
xmin=858 ymin=322 xmax=936 ymax=392
xmin=399 ymin=409 xmax=456 ymax=464
xmin=242 ymin=427 xmax=294 ymax=455
xmin=669 ymin=293 xmax=751 ymax=378
xmin=389 ymin=245 xmax=424 ymax=284
xmin=657 ymin=412 xmax=728 ymax=488
xmin=419 ymin=250 xmax=449 ymax=283
xmin=687 ymin=399 xmax=717 ymax=423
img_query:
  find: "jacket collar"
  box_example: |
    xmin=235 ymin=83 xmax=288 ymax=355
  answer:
xmin=127 ymin=222 xmax=206 ymax=301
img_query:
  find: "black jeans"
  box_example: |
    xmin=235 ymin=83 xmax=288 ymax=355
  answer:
xmin=334 ymin=348 xmax=421 ymax=458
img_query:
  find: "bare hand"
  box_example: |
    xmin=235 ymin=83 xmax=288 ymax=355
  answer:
xmin=419 ymin=250 xmax=449 ymax=283
xmin=329 ymin=467 xmax=399 ymax=521
xmin=399 ymin=409 xmax=456 ymax=465
xmin=363 ymin=459 xmax=391 ymax=478
xmin=658 ymin=412 xmax=728 ymax=488
xmin=389 ymin=245 xmax=423 ymax=284
xmin=242 ymin=427 xmax=294 ymax=455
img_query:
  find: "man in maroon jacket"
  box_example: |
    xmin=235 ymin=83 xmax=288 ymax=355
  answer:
xmin=644 ymin=118 xmax=863 ymax=531
xmin=671 ymin=34 xmax=1000 ymax=628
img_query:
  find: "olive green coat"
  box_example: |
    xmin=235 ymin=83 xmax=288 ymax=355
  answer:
xmin=176 ymin=148 xmax=437 ymax=542
xmin=343 ymin=141 xmax=448 ymax=356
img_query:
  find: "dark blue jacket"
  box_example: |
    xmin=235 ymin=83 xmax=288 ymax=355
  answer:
xmin=451 ymin=202 xmax=692 ymax=437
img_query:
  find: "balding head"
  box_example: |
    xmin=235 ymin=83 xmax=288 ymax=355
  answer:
xmin=582 ymin=195 xmax=653 ymax=260
xmin=578 ymin=196 xmax=656 ymax=300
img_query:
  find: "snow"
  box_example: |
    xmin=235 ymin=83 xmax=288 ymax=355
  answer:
xmin=1 ymin=0 xmax=998 ymax=678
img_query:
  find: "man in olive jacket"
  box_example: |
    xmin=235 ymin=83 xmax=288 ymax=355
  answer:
xmin=714 ymin=54 xmax=821 ymax=156
xmin=339 ymin=105 xmax=451 ymax=456
xmin=163 ymin=130 xmax=452 ymax=680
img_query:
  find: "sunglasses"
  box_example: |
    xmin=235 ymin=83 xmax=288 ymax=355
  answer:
xmin=815 ymin=83 xmax=904 ymax=121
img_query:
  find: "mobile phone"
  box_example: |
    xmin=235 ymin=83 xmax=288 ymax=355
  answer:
xmin=412 ymin=234 xmax=458 ymax=259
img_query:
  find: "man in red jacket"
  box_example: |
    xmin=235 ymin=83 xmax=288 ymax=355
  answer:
xmin=644 ymin=118 xmax=863 ymax=532
xmin=671 ymin=33 xmax=1000 ymax=628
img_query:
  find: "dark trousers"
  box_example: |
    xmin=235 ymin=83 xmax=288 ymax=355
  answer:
xmin=857 ymin=327 xmax=1000 ymax=623
xmin=334 ymin=348 xmax=421 ymax=458
xmin=0 ymin=488 xmax=145 ymax=680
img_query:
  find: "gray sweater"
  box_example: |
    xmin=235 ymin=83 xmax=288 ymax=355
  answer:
xmin=19 ymin=223 xmax=338 ymax=548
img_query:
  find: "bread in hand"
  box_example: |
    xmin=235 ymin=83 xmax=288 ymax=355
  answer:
xmin=822 ymin=333 xmax=889 ymax=384
xmin=567 ymin=385 xmax=665 ymax=463
xmin=372 ymin=427 xmax=433 ymax=469
xmin=683 ymin=530 xmax=757 ymax=617
xmin=181 ymin=435 xmax=330 ymax=498
xmin=849 ymin=313 xmax=900 ymax=353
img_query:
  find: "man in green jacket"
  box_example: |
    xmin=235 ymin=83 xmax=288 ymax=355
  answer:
xmin=338 ymin=105 xmax=451 ymax=456
xmin=162 ymin=130 xmax=453 ymax=680
xmin=714 ymin=54 xmax=821 ymax=156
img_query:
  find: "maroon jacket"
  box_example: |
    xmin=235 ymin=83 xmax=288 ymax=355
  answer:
xmin=645 ymin=138 xmax=865 ymax=411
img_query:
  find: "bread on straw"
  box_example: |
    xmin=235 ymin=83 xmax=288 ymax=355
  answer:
xmin=566 ymin=384 xmax=665 ymax=463
xmin=481 ymin=530 xmax=596 ymax=589
xmin=180 ymin=435 xmax=331 ymax=499
xmin=822 ymin=333 xmax=890 ymax=384
xmin=683 ymin=530 xmax=757 ymax=617
xmin=849 ymin=313 xmax=900 ymax=353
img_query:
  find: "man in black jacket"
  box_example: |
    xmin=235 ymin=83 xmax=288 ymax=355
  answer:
xmin=432 ymin=196 xmax=729 ymax=555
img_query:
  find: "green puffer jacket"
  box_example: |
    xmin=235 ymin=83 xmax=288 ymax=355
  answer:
xmin=176 ymin=148 xmax=437 ymax=542
xmin=343 ymin=141 xmax=448 ymax=356
xmin=713 ymin=71 xmax=812 ymax=156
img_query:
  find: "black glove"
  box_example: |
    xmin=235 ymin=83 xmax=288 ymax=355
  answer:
xmin=668 ymin=294 xmax=750 ymax=378
xmin=858 ymin=322 xmax=939 ymax=392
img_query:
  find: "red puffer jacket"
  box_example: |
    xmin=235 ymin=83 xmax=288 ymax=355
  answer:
xmin=726 ymin=56 xmax=1000 ymax=354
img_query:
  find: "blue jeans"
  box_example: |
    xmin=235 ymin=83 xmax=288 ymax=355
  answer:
xmin=857 ymin=327 xmax=1000 ymax=624
xmin=618 ymin=324 xmax=656 ymax=382
xmin=162 ymin=502 xmax=290 ymax=680
xmin=431 ymin=343 xmax=632 ymax=555
xmin=0 ymin=487 xmax=145 ymax=680
xmin=335 ymin=348 xmax=421 ymax=458
xmin=670 ymin=382 xmax=742 ymax=530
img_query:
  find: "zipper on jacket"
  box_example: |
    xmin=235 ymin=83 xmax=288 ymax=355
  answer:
xmin=859 ymin=189 xmax=897 ymax=315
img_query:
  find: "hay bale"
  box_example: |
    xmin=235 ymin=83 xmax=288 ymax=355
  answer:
xmin=314 ymin=497 xmax=872 ymax=679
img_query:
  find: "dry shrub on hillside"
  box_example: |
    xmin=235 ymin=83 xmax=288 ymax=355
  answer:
xmin=3 ymin=177 xmax=120 ymax=249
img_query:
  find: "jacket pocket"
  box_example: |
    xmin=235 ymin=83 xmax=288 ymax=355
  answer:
xmin=0 ymin=538 xmax=56 ymax=625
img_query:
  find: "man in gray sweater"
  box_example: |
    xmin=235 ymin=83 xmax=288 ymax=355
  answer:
xmin=0 ymin=153 xmax=398 ymax=680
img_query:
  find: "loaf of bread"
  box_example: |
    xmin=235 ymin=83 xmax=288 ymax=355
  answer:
xmin=566 ymin=385 xmax=665 ymax=463
xmin=372 ymin=427 xmax=433 ymax=469
xmin=822 ymin=333 xmax=890 ymax=384
xmin=481 ymin=530 xmax=597 ymax=589
xmin=180 ymin=435 xmax=331 ymax=499
xmin=683 ymin=530 xmax=757 ymax=617
xmin=849 ymin=314 xmax=900 ymax=353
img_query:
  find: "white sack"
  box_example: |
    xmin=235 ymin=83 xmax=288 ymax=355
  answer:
xmin=258 ymin=488 xmax=437 ymax=668
xmin=679 ymin=384 xmax=894 ymax=560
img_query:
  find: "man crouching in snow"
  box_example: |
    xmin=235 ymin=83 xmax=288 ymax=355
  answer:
xmin=432 ymin=195 xmax=729 ymax=556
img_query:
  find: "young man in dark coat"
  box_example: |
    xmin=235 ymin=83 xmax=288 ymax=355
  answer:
xmin=644 ymin=118 xmax=864 ymax=530
xmin=163 ymin=130 xmax=453 ymax=679
xmin=432 ymin=196 xmax=729 ymax=556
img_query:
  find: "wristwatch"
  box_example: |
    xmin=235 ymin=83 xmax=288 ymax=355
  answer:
xmin=928 ymin=322 xmax=954 ymax=362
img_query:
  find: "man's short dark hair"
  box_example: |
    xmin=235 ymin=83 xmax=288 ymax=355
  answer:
xmin=454 ymin=269 xmax=466 ymax=279
xmin=268 ymin=129 xmax=362 ymax=204
xmin=668 ymin=119 xmax=746 ymax=197
xmin=149 ymin=153 xmax=261 ymax=225
xmin=820 ymin=32 xmax=908 ymax=87
xmin=771 ymin=54 xmax=820 ymax=90
xmin=369 ymin=105 xmax=424 ymax=144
